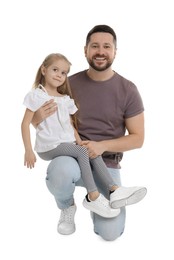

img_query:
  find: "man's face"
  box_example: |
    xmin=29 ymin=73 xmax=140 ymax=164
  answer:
xmin=84 ymin=32 xmax=116 ymax=71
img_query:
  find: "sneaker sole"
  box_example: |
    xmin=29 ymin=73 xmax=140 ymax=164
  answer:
xmin=111 ymin=187 xmax=147 ymax=209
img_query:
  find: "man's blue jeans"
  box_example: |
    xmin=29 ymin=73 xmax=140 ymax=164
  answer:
xmin=46 ymin=156 xmax=126 ymax=241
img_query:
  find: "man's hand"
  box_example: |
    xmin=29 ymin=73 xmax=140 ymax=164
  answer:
xmin=81 ymin=140 xmax=106 ymax=158
xmin=32 ymin=99 xmax=57 ymax=127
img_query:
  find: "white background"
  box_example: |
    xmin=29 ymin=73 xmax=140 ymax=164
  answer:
xmin=0 ymin=0 xmax=173 ymax=259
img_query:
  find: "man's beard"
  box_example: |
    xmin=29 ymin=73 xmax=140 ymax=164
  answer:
xmin=87 ymin=57 xmax=113 ymax=71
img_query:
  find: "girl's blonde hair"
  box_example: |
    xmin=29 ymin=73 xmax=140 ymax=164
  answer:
xmin=33 ymin=53 xmax=72 ymax=97
xmin=33 ymin=53 xmax=78 ymax=128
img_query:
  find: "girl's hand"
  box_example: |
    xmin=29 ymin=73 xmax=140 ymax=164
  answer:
xmin=24 ymin=151 xmax=37 ymax=169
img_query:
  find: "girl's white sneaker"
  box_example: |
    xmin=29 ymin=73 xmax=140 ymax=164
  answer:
xmin=110 ymin=186 xmax=147 ymax=209
xmin=83 ymin=194 xmax=120 ymax=218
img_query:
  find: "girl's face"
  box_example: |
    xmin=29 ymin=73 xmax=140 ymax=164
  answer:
xmin=41 ymin=59 xmax=69 ymax=89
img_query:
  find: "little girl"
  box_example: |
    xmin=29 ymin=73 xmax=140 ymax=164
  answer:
xmin=21 ymin=53 xmax=146 ymax=218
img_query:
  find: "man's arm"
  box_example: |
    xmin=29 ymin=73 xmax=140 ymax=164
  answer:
xmin=81 ymin=112 xmax=144 ymax=158
xmin=31 ymin=99 xmax=57 ymax=128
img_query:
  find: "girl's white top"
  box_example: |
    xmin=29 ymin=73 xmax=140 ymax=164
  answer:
xmin=23 ymin=86 xmax=78 ymax=152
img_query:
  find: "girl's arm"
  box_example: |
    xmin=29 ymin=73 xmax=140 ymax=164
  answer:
xmin=21 ymin=108 xmax=37 ymax=168
xmin=70 ymin=116 xmax=82 ymax=145
xmin=74 ymin=127 xmax=82 ymax=145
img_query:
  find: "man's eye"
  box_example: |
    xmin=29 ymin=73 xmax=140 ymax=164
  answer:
xmin=91 ymin=45 xmax=98 ymax=48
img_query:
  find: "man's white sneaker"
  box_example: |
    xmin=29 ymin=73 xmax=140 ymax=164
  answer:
xmin=57 ymin=204 xmax=77 ymax=235
xmin=83 ymin=194 xmax=120 ymax=218
xmin=110 ymin=186 xmax=147 ymax=209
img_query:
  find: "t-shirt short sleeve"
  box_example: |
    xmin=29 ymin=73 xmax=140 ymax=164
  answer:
xmin=124 ymin=81 xmax=144 ymax=118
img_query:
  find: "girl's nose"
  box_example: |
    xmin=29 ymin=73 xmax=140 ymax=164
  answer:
xmin=56 ymin=72 xmax=62 ymax=77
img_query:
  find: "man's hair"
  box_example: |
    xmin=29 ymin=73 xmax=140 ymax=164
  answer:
xmin=85 ymin=25 xmax=117 ymax=47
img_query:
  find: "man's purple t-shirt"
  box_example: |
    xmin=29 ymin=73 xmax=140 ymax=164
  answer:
xmin=69 ymin=70 xmax=144 ymax=168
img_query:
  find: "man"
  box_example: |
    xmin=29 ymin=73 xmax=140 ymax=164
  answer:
xmin=33 ymin=25 xmax=145 ymax=241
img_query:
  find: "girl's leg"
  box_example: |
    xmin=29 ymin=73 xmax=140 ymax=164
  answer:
xmin=90 ymin=156 xmax=117 ymax=193
xmin=43 ymin=144 xmax=120 ymax=218
xmin=38 ymin=143 xmax=98 ymax=193
xmin=90 ymin=156 xmax=147 ymax=209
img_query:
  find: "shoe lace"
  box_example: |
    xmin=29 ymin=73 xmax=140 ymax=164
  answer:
xmin=59 ymin=206 xmax=75 ymax=224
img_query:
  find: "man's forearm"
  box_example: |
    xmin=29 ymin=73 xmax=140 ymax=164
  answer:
xmin=101 ymin=133 xmax=144 ymax=153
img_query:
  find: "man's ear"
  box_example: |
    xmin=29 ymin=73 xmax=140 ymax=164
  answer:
xmin=84 ymin=46 xmax=87 ymax=57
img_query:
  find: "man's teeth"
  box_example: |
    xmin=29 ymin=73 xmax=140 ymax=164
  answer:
xmin=95 ymin=57 xmax=105 ymax=60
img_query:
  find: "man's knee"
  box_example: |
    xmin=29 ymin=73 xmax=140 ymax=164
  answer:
xmin=46 ymin=156 xmax=81 ymax=193
xmin=92 ymin=207 xmax=126 ymax=241
xmin=99 ymin=226 xmax=125 ymax=241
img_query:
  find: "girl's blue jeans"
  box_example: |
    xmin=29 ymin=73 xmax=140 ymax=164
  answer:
xmin=46 ymin=156 xmax=126 ymax=241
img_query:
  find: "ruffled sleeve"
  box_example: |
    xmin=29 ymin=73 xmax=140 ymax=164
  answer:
xmin=23 ymin=88 xmax=49 ymax=112
xmin=65 ymin=96 xmax=78 ymax=115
